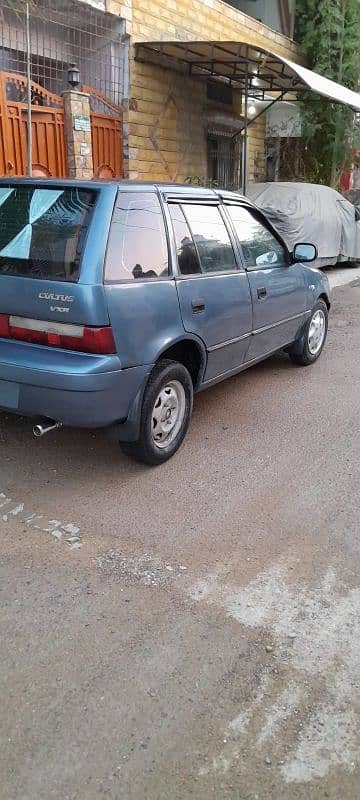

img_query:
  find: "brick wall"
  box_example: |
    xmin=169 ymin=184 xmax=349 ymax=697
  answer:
xmin=248 ymin=116 xmax=267 ymax=185
xmin=127 ymin=61 xmax=207 ymax=181
xmin=105 ymin=0 xmax=303 ymax=186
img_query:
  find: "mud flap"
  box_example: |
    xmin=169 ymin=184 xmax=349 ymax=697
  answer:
xmin=105 ymin=381 xmax=147 ymax=444
xmin=288 ymin=334 xmax=305 ymax=356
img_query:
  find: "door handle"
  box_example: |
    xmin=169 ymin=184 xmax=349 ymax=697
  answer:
xmin=257 ymin=286 xmax=267 ymax=299
xmin=191 ymin=298 xmax=205 ymax=314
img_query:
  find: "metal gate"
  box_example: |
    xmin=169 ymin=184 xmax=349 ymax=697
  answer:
xmin=0 ymin=0 xmax=127 ymax=179
xmin=0 ymin=71 xmax=66 ymax=177
xmin=83 ymin=86 xmax=123 ymax=179
xmin=206 ymin=131 xmax=242 ymax=190
xmin=0 ymin=72 xmax=123 ymax=179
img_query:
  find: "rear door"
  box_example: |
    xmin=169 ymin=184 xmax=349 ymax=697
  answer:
xmin=168 ymin=200 xmax=252 ymax=381
xmin=225 ymin=202 xmax=307 ymax=360
xmin=103 ymin=189 xmax=184 ymax=369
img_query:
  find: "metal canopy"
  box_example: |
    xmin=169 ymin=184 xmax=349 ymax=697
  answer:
xmin=135 ymin=40 xmax=360 ymax=193
xmin=135 ymin=41 xmax=360 ymax=110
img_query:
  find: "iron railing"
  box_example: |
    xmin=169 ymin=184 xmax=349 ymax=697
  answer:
xmin=0 ymin=0 xmax=129 ymax=105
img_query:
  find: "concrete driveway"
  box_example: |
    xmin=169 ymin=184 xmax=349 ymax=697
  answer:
xmin=0 ymin=270 xmax=359 ymax=800
xmin=324 ymin=262 xmax=360 ymax=288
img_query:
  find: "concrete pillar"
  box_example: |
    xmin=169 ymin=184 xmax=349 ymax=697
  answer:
xmin=62 ymin=90 xmax=93 ymax=179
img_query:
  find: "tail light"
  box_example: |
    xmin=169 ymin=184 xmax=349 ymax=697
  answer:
xmin=0 ymin=314 xmax=116 ymax=355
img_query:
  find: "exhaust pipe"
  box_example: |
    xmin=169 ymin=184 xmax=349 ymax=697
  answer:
xmin=33 ymin=420 xmax=63 ymax=438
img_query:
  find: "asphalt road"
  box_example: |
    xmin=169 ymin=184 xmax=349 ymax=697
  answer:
xmin=1 ymin=270 xmax=359 ymax=800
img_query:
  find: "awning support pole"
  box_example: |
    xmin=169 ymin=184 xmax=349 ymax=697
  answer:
xmin=26 ymin=1 xmax=32 ymax=177
xmin=232 ymin=91 xmax=287 ymax=140
xmin=241 ymin=61 xmax=248 ymax=195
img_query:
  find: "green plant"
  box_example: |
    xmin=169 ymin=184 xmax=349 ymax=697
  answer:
xmin=295 ymin=0 xmax=360 ymax=186
xmin=3 ymin=0 xmax=37 ymax=8
xmin=186 ymin=176 xmax=219 ymax=188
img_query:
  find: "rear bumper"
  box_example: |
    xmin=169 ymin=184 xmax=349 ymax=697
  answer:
xmin=0 ymin=340 xmax=151 ymax=427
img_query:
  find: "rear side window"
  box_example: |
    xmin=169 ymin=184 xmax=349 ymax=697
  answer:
xmin=182 ymin=204 xmax=237 ymax=273
xmin=0 ymin=186 xmax=96 ymax=281
xmin=168 ymin=204 xmax=201 ymax=275
xmin=105 ymin=192 xmax=168 ymax=281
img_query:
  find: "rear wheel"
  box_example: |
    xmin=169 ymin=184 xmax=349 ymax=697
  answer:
xmin=120 ymin=359 xmax=193 ymax=465
xmin=289 ymin=299 xmax=328 ymax=366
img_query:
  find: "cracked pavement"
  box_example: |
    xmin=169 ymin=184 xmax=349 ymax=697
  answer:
xmin=0 ymin=272 xmax=359 ymax=800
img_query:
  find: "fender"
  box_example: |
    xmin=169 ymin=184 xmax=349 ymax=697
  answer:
xmin=156 ymin=333 xmax=208 ymax=388
xmin=107 ymin=335 xmax=207 ymax=442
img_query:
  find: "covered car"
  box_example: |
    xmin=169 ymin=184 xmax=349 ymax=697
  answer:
xmin=248 ymin=182 xmax=360 ymax=269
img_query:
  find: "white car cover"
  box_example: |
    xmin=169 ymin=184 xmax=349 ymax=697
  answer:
xmin=248 ymin=182 xmax=360 ymax=267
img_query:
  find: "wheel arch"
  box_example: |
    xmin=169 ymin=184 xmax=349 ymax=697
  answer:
xmin=156 ymin=336 xmax=207 ymax=390
xmin=318 ymin=292 xmax=331 ymax=310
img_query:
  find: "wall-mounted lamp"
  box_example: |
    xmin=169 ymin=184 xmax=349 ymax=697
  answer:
xmin=67 ymin=63 xmax=80 ymax=89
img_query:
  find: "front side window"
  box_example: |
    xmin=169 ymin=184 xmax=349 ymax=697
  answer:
xmin=227 ymin=204 xmax=288 ymax=268
xmin=182 ymin=204 xmax=237 ymax=274
xmin=0 ymin=186 xmax=96 ymax=281
xmin=105 ymin=192 xmax=168 ymax=281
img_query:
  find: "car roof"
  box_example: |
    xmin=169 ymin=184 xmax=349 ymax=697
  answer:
xmin=0 ymin=176 xmax=249 ymax=202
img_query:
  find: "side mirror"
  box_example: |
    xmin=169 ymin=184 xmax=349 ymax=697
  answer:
xmin=293 ymin=243 xmax=317 ymax=263
xmin=256 ymin=251 xmax=278 ymax=266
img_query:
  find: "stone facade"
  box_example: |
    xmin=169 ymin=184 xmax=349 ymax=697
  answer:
xmin=79 ymin=0 xmax=304 ymax=186
xmin=62 ymin=90 xmax=94 ymax=179
xmin=125 ymin=0 xmax=303 ymax=186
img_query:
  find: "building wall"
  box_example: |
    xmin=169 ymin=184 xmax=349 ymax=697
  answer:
xmin=125 ymin=61 xmax=267 ymax=184
xmin=225 ymin=0 xmax=296 ymax=39
xmin=248 ymin=115 xmax=267 ymax=185
xmin=0 ymin=0 xmax=303 ymax=186
xmin=126 ymin=60 xmax=207 ymax=182
xmin=115 ymin=0 xmax=303 ymax=185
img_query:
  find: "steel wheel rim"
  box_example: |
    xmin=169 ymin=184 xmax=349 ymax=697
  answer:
xmin=151 ymin=380 xmax=186 ymax=449
xmin=308 ymin=309 xmax=326 ymax=355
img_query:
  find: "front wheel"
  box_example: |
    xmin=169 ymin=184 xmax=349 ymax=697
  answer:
xmin=289 ymin=299 xmax=328 ymax=366
xmin=120 ymin=359 xmax=193 ymax=465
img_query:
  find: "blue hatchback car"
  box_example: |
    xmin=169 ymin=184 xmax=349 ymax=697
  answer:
xmin=0 ymin=179 xmax=331 ymax=464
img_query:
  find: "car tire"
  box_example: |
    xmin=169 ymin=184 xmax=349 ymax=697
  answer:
xmin=120 ymin=359 xmax=193 ymax=466
xmin=289 ymin=299 xmax=328 ymax=366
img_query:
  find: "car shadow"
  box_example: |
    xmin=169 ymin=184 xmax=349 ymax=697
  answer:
xmin=0 ymin=351 xmax=294 ymax=485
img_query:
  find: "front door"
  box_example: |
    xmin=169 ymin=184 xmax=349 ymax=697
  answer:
xmin=168 ymin=201 xmax=252 ymax=381
xmin=207 ymin=133 xmax=239 ymax=191
xmin=225 ymin=202 xmax=307 ymax=360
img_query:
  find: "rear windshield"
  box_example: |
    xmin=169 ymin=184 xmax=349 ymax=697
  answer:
xmin=0 ymin=186 xmax=96 ymax=281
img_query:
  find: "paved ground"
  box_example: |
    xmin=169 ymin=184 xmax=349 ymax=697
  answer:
xmin=0 ymin=270 xmax=359 ymax=800
xmin=324 ymin=262 xmax=360 ymax=288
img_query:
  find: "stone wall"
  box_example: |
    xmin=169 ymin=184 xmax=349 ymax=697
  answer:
xmin=126 ymin=0 xmax=303 ymax=184
xmin=99 ymin=0 xmax=304 ymax=186
xmin=63 ymin=90 xmax=93 ymax=179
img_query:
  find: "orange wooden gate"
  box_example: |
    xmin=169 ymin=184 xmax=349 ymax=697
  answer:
xmin=0 ymin=73 xmax=123 ymax=180
xmin=83 ymin=86 xmax=123 ymax=179
xmin=0 ymin=72 xmax=67 ymax=178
